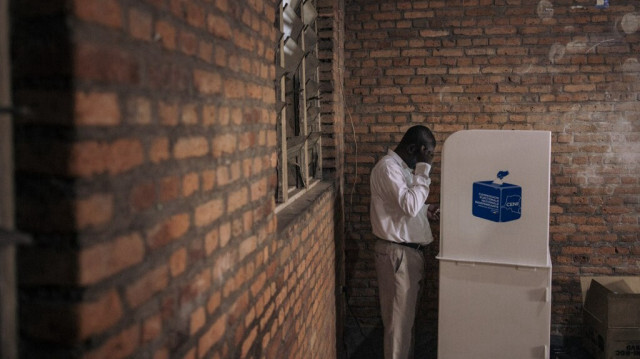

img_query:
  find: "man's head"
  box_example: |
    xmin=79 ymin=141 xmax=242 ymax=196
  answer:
xmin=395 ymin=125 xmax=436 ymax=169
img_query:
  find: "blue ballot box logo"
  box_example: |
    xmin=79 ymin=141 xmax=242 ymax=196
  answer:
xmin=472 ymin=171 xmax=522 ymax=222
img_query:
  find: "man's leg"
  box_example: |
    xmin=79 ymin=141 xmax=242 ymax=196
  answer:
xmin=374 ymin=240 xmax=398 ymax=359
xmin=374 ymin=241 xmax=425 ymax=359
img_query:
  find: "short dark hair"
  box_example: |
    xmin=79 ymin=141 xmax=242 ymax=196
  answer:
xmin=398 ymin=125 xmax=435 ymax=149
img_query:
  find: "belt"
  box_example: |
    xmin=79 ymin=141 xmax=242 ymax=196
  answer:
xmin=377 ymin=238 xmax=425 ymax=251
xmin=396 ymin=242 xmax=425 ymax=251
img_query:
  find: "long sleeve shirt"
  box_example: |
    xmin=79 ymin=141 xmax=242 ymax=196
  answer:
xmin=370 ymin=149 xmax=433 ymax=245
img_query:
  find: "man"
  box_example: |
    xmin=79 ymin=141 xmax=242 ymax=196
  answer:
xmin=370 ymin=125 xmax=440 ymax=359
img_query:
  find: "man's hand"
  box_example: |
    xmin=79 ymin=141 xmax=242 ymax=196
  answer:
xmin=427 ymin=203 xmax=440 ymax=221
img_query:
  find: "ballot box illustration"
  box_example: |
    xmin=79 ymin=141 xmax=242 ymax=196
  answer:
xmin=437 ymin=130 xmax=552 ymax=359
xmin=472 ymin=171 xmax=522 ymax=223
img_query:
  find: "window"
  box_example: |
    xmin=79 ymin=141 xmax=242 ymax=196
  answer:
xmin=275 ymin=0 xmax=322 ymax=209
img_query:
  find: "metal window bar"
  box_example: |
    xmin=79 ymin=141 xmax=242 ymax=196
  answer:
xmin=303 ymin=25 xmax=318 ymax=48
xmin=282 ymin=4 xmax=303 ymax=40
xmin=276 ymin=0 xmax=321 ymax=207
xmin=302 ymin=0 xmax=317 ymax=25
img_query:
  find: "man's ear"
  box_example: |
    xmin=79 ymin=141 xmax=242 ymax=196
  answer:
xmin=407 ymin=143 xmax=417 ymax=153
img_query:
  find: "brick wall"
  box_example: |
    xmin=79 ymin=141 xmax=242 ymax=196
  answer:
xmin=12 ymin=0 xmax=341 ymax=358
xmin=319 ymin=0 xmax=347 ymax=180
xmin=317 ymin=0 xmax=348 ymax=355
xmin=344 ymin=0 xmax=639 ymax=338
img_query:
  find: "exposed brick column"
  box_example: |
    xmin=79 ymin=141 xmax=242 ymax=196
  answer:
xmin=13 ymin=0 xmax=341 ymax=358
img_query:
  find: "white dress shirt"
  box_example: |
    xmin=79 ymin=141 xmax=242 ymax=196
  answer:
xmin=370 ymin=149 xmax=433 ymax=245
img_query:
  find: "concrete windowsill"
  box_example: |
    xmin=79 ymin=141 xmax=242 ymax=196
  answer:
xmin=276 ymin=180 xmax=334 ymax=233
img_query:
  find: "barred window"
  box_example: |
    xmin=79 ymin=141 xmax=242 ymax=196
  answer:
xmin=275 ymin=0 xmax=322 ymax=209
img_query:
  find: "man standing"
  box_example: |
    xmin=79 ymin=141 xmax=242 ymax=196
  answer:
xmin=370 ymin=125 xmax=439 ymax=359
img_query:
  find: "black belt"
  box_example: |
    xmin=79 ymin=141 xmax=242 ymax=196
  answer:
xmin=378 ymin=238 xmax=424 ymax=251
xmin=396 ymin=242 xmax=424 ymax=251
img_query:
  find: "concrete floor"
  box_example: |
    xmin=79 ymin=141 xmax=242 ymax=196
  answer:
xmin=343 ymin=282 xmax=592 ymax=359
xmin=345 ymin=323 xmax=593 ymax=359
xmin=345 ymin=321 xmax=437 ymax=359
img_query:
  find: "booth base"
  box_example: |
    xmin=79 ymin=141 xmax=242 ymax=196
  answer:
xmin=437 ymin=259 xmax=551 ymax=359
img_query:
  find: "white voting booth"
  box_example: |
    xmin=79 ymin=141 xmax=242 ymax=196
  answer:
xmin=437 ymin=130 xmax=552 ymax=359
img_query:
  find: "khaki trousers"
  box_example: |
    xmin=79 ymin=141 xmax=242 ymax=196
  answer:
xmin=374 ymin=239 xmax=425 ymax=359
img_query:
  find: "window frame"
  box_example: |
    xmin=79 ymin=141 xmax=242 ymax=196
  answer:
xmin=275 ymin=0 xmax=322 ymax=212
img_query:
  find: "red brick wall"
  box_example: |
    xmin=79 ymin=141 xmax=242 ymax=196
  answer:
xmin=319 ymin=0 xmax=347 ymax=179
xmin=344 ymin=0 xmax=639 ymax=337
xmin=12 ymin=0 xmax=340 ymax=358
xmin=317 ymin=0 xmax=348 ymax=354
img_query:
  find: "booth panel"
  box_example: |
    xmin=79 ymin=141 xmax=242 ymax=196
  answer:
xmin=440 ymin=130 xmax=551 ymax=267
xmin=437 ymin=261 xmax=552 ymax=359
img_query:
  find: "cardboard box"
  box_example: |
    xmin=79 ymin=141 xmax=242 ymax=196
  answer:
xmin=581 ymin=277 xmax=640 ymax=359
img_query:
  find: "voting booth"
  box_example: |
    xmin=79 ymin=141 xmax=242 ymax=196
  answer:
xmin=437 ymin=130 xmax=552 ymax=359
